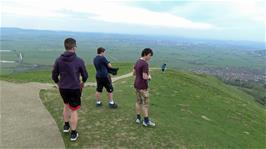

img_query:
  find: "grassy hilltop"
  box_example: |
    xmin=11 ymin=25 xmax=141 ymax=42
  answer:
xmin=35 ymin=64 xmax=266 ymax=149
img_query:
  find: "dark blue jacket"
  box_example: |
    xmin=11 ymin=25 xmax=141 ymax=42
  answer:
xmin=93 ymin=55 xmax=110 ymax=78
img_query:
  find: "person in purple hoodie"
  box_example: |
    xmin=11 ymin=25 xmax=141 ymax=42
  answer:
xmin=52 ymin=38 xmax=88 ymax=141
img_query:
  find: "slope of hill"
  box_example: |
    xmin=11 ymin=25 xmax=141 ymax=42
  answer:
xmin=39 ymin=68 xmax=266 ymax=148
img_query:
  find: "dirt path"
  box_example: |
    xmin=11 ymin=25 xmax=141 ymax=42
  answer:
xmin=84 ymin=69 xmax=158 ymax=87
xmin=0 ymin=81 xmax=65 ymax=148
xmin=48 ymin=72 xmax=134 ymax=88
xmin=23 ymin=69 xmax=156 ymax=88
xmin=0 ymin=72 xmax=135 ymax=148
xmin=85 ymin=72 xmax=133 ymax=87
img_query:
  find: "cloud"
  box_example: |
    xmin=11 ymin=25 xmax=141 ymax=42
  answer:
xmin=231 ymin=0 xmax=265 ymax=24
xmin=82 ymin=2 xmax=214 ymax=29
xmin=1 ymin=0 xmax=215 ymax=29
xmin=2 ymin=0 xmax=66 ymax=17
xmin=169 ymin=0 xmax=265 ymax=26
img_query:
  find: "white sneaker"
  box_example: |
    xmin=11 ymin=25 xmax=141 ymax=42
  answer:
xmin=136 ymin=119 xmax=141 ymax=124
xmin=143 ymin=120 xmax=156 ymax=127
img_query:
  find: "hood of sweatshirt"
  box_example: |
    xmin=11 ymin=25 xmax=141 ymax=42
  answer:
xmin=60 ymin=51 xmax=76 ymax=62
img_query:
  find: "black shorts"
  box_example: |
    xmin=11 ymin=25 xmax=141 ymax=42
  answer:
xmin=96 ymin=76 xmax=113 ymax=93
xmin=59 ymin=89 xmax=81 ymax=111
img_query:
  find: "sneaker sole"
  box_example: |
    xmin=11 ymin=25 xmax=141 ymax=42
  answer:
xmin=142 ymin=123 xmax=156 ymax=127
xmin=70 ymin=133 xmax=79 ymax=141
xmin=63 ymin=129 xmax=70 ymax=133
xmin=143 ymin=124 xmax=148 ymax=127
xmin=143 ymin=125 xmax=156 ymax=127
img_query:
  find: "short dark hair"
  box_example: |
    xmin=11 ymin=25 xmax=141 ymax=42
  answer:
xmin=97 ymin=47 xmax=106 ymax=54
xmin=64 ymin=38 xmax=76 ymax=50
xmin=141 ymin=48 xmax=153 ymax=57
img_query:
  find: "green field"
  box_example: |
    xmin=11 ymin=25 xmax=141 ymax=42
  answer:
xmin=0 ymin=63 xmax=132 ymax=83
xmin=38 ymin=66 xmax=266 ymax=148
xmin=1 ymin=28 xmax=265 ymax=71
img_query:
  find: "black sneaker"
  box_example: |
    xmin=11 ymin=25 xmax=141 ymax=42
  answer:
xmin=109 ymin=103 xmax=118 ymax=109
xmin=63 ymin=124 xmax=70 ymax=133
xmin=70 ymin=131 xmax=79 ymax=141
xmin=96 ymin=102 xmax=102 ymax=107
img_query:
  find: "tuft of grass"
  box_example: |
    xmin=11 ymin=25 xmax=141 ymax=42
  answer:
xmin=40 ymin=69 xmax=266 ymax=148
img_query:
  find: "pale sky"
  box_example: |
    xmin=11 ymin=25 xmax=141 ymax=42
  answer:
xmin=1 ymin=0 xmax=265 ymax=42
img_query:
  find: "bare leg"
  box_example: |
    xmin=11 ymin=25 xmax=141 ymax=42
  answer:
xmin=135 ymin=102 xmax=141 ymax=115
xmin=108 ymin=92 xmax=113 ymax=102
xmin=63 ymin=105 xmax=71 ymax=122
xmin=96 ymin=91 xmax=101 ymax=102
xmin=70 ymin=110 xmax=78 ymax=130
xmin=143 ymin=104 xmax=149 ymax=118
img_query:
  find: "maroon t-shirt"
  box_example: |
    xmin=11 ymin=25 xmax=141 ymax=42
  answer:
xmin=134 ymin=59 xmax=149 ymax=90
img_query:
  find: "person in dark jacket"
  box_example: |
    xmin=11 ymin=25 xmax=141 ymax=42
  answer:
xmin=93 ymin=47 xmax=118 ymax=108
xmin=52 ymin=38 xmax=88 ymax=141
xmin=161 ymin=63 xmax=167 ymax=72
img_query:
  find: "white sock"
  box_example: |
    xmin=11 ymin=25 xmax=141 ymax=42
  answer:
xmin=96 ymin=101 xmax=101 ymax=104
xmin=109 ymin=100 xmax=114 ymax=104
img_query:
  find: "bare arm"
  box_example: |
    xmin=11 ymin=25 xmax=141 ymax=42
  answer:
xmin=133 ymin=69 xmax=136 ymax=76
xmin=142 ymin=63 xmax=151 ymax=80
xmin=108 ymin=63 xmax=112 ymax=68
xmin=143 ymin=72 xmax=149 ymax=80
xmin=132 ymin=64 xmax=136 ymax=76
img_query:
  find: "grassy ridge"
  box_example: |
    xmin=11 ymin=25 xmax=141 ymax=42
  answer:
xmin=40 ymin=68 xmax=266 ymax=148
xmin=0 ymin=63 xmax=133 ymax=83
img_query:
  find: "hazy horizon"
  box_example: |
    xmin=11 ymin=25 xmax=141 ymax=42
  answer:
xmin=1 ymin=27 xmax=265 ymax=45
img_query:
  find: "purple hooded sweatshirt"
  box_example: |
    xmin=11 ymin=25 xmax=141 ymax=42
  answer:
xmin=52 ymin=51 xmax=88 ymax=89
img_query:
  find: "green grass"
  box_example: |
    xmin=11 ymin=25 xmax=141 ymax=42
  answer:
xmin=39 ymin=68 xmax=266 ymax=148
xmin=0 ymin=63 xmax=133 ymax=83
xmin=2 ymin=28 xmax=265 ymax=72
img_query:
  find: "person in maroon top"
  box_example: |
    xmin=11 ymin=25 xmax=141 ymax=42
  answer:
xmin=133 ymin=48 xmax=155 ymax=127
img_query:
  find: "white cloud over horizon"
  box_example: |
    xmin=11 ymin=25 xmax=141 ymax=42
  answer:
xmin=1 ymin=0 xmax=265 ymax=42
xmin=1 ymin=0 xmax=215 ymax=29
